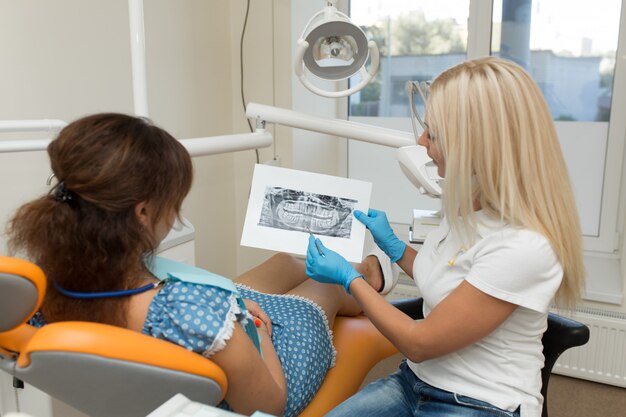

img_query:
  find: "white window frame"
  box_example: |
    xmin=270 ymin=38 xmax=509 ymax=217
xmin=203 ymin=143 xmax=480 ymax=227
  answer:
xmin=291 ymin=0 xmax=626 ymax=304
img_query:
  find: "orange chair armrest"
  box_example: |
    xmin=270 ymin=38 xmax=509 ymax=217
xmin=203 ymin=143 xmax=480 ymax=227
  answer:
xmin=18 ymin=321 xmax=228 ymax=398
xmin=0 ymin=324 xmax=37 ymax=353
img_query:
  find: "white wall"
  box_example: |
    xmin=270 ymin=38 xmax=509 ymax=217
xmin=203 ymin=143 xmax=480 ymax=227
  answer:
xmin=230 ymin=0 xmax=295 ymax=274
xmin=0 ymin=0 xmax=241 ymax=277
xmin=142 ymin=0 xmax=239 ymax=277
xmin=0 ymin=0 xmax=133 ymax=258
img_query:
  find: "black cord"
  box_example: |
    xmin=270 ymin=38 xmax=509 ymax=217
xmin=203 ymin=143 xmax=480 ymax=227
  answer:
xmin=240 ymin=0 xmax=259 ymax=163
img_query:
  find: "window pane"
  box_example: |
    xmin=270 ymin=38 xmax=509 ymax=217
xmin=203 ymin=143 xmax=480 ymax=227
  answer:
xmin=491 ymin=0 xmax=622 ymax=122
xmin=349 ymin=0 xmax=470 ymax=117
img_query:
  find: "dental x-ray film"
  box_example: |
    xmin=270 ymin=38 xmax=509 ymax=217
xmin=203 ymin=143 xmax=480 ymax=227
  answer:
xmin=241 ymin=164 xmax=372 ymax=262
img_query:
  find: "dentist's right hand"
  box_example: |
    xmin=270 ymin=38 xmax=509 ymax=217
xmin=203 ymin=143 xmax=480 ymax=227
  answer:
xmin=305 ymin=235 xmax=363 ymax=294
xmin=354 ymin=208 xmax=407 ymax=263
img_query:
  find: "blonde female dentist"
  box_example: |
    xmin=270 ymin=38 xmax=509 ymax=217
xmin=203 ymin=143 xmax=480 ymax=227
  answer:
xmin=305 ymin=56 xmax=585 ymax=417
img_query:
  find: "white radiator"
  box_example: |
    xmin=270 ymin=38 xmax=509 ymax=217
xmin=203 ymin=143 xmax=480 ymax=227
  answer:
xmin=552 ymin=306 xmax=626 ymax=388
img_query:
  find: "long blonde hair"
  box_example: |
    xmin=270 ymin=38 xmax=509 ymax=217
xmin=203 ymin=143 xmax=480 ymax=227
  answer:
xmin=427 ymin=57 xmax=584 ymax=307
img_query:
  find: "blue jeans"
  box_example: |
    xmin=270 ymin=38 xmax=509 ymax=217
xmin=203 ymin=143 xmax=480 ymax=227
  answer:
xmin=326 ymin=361 xmax=520 ymax=417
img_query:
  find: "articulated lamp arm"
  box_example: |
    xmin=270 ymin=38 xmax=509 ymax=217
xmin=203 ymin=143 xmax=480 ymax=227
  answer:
xmin=0 ymin=120 xmax=273 ymax=157
xmin=245 ymin=102 xmax=442 ymax=197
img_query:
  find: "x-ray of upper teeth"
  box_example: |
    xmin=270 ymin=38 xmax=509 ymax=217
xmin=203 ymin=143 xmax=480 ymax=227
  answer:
xmin=258 ymin=187 xmax=356 ymax=238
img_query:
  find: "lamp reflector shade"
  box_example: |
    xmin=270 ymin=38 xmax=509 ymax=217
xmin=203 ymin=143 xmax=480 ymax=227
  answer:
xmin=303 ymin=20 xmax=368 ymax=80
xmin=313 ymin=35 xmax=357 ymax=64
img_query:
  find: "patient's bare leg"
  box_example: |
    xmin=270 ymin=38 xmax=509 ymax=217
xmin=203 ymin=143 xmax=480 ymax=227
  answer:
xmin=235 ymin=252 xmax=382 ymax=294
xmin=234 ymin=252 xmax=383 ymax=324
xmin=285 ymin=280 xmax=359 ymax=327
xmin=235 ymin=252 xmax=309 ymax=294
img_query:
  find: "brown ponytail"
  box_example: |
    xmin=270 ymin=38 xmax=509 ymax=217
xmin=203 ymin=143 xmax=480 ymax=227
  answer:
xmin=7 ymin=113 xmax=193 ymax=326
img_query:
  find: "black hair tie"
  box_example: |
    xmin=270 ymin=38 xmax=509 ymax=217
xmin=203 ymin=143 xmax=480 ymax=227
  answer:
xmin=53 ymin=182 xmax=74 ymax=203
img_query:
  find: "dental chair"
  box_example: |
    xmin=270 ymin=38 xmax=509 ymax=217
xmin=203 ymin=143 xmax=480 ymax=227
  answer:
xmin=0 ymin=256 xmax=397 ymax=417
xmin=0 ymin=256 xmax=589 ymax=417
xmin=393 ymin=298 xmax=591 ymax=417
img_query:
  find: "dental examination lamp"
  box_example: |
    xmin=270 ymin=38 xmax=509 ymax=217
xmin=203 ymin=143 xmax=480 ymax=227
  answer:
xmin=295 ymin=0 xmax=380 ymax=98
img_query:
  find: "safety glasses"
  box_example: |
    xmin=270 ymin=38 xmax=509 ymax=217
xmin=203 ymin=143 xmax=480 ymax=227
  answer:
xmin=405 ymin=80 xmax=430 ymax=143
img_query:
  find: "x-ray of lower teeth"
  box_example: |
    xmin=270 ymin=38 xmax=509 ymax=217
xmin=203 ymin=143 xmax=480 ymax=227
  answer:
xmin=258 ymin=187 xmax=356 ymax=238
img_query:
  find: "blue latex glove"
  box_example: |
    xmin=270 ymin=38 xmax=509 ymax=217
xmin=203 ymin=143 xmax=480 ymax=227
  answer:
xmin=354 ymin=208 xmax=407 ymax=263
xmin=305 ymin=235 xmax=363 ymax=294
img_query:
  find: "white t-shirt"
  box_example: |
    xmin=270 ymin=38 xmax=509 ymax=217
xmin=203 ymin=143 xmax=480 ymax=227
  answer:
xmin=408 ymin=211 xmax=563 ymax=417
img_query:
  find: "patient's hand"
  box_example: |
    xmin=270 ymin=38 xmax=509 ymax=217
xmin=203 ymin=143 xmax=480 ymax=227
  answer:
xmin=243 ymin=299 xmax=272 ymax=336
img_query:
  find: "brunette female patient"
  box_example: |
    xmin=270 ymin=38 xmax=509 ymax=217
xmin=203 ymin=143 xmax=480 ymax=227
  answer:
xmin=7 ymin=113 xmax=385 ymax=417
xmin=305 ymin=57 xmax=585 ymax=417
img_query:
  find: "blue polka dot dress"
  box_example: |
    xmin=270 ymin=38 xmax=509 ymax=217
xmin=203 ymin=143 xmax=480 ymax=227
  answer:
xmin=237 ymin=284 xmax=336 ymax=416
xmin=142 ymin=280 xmax=336 ymax=417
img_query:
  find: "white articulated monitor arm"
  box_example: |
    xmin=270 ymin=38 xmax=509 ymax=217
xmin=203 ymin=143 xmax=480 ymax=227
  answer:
xmin=245 ymin=102 xmax=442 ymax=198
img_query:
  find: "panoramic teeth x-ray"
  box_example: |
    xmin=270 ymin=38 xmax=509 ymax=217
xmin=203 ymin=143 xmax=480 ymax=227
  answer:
xmin=258 ymin=187 xmax=356 ymax=238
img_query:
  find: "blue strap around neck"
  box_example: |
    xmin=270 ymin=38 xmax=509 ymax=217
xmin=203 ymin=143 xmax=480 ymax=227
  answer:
xmin=53 ymin=281 xmax=159 ymax=299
